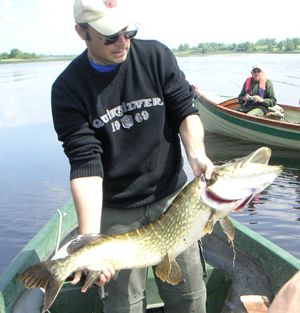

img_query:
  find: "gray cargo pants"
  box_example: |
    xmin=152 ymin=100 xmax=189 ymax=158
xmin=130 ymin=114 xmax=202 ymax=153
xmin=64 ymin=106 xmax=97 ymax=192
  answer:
xmin=100 ymin=190 xmax=207 ymax=313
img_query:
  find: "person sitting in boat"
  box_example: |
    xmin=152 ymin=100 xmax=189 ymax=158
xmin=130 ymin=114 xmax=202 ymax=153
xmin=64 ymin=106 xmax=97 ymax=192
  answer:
xmin=237 ymin=64 xmax=277 ymax=117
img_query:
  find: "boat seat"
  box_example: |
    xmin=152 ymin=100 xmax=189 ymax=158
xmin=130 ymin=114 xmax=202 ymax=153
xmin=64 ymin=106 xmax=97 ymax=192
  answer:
xmin=240 ymin=295 xmax=269 ymax=313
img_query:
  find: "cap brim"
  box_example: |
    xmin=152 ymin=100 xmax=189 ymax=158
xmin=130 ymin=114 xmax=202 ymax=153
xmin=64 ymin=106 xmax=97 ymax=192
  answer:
xmin=89 ymin=10 xmax=136 ymax=35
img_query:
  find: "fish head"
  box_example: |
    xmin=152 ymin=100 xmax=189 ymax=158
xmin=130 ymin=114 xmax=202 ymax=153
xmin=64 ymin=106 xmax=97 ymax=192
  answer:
xmin=201 ymin=147 xmax=283 ymax=214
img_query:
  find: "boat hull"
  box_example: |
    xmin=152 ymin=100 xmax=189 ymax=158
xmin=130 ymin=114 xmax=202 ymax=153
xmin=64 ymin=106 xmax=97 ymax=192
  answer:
xmin=195 ymin=92 xmax=300 ymax=150
xmin=1 ymin=201 xmax=300 ymax=313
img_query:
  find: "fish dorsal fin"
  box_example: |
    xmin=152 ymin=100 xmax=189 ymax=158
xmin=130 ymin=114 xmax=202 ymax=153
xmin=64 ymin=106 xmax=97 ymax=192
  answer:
xmin=155 ymin=254 xmax=182 ymax=285
xmin=67 ymin=233 xmax=102 ymax=254
xmin=219 ymin=216 xmax=235 ymax=243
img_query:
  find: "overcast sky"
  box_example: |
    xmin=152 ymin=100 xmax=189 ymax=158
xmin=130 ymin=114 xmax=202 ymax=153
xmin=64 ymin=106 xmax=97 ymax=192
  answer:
xmin=1 ymin=0 xmax=299 ymax=55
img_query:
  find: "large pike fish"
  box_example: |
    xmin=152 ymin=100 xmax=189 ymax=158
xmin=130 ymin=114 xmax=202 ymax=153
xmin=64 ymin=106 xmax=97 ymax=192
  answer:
xmin=19 ymin=147 xmax=282 ymax=313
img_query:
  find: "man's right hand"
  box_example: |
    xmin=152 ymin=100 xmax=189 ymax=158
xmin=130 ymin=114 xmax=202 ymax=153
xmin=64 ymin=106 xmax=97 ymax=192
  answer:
xmin=71 ymin=265 xmax=116 ymax=291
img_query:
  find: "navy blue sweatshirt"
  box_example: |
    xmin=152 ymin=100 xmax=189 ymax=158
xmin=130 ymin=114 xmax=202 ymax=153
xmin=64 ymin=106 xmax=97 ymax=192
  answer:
xmin=51 ymin=39 xmax=198 ymax=208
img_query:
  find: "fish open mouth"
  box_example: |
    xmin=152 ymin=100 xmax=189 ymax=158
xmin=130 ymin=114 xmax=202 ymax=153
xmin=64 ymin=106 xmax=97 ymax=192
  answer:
xmin=200 ymin=174 xmax=254 ymax=212
xmin=198 ymin=147 xmax=283 ymax=215
xmin=204 ymin=189 xmax=253 ymax=212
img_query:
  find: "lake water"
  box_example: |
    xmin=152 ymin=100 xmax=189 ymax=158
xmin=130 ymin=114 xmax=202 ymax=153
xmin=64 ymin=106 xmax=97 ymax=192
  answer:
xmin=0 ymin=53 xmax=300 ymax=274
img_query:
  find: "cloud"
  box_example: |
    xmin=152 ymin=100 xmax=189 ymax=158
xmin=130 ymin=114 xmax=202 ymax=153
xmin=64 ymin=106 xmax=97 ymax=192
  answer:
xmin=0 ymin=0 xmax=14 ymax=22
xmin=1 ymin=0 xmax=299 ymax=55
xmin=135 ymin=0 xmax=300 ymax=49
xmin=0 ymin=0 xmax=12 ymax=11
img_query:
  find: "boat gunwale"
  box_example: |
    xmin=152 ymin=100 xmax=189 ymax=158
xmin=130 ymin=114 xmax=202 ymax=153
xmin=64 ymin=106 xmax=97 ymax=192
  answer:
xmin=0 ymin=200 xmax=77 ymax=313
xmin=1 ymin=200 xmax=300 ymax=313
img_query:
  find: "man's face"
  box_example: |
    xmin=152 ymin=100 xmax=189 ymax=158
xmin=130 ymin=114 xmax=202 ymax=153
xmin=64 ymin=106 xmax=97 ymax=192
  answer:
xmin=251 ymin=68 xmax=263 ymax=81
xmin=84 ymin=26 xmax=134 ymax=65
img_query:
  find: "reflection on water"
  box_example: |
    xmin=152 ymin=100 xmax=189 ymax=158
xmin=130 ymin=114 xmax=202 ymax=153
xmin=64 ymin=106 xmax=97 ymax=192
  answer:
xmin=0 ymin=56 xmax=299 ymax=274
xmin=0 ymin=123 xmax=70 ymax=274
xmin=0 ymin=61 xmax=70 ymax=128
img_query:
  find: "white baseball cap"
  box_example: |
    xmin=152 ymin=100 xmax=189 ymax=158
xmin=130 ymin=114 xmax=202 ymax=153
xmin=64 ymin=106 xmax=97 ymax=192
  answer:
xmin=74 ymin=0 xmax=136 ymax=35
xmin=252 ymin=64 xmax=263 ymax=71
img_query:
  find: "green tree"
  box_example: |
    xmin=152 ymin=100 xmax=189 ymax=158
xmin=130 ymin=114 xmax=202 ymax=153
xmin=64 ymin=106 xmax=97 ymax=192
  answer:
xmin=178 ymin=43 xmax=190 ymax=51
xmin=9 ymin=48 xmax=22 ymax=58
xmin=277 ymin=41 xmax=284 ymax=51
xmin=0 ymin=52 xmax=9 ymax=59
xmin=292 ymin=38 xmax=300 ymax=49
xmin=285 ymin=39 xmax=295 ymax=51
xmin=237 ymin=41 xmax=255 ymax=52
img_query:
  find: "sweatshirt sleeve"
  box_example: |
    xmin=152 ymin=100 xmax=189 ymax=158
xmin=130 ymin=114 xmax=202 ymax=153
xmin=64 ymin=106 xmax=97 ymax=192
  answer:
xmin=51 ymin=81 xmax=104 ymax=180
xmin=159 ymin=45 xmax=198 ymax=130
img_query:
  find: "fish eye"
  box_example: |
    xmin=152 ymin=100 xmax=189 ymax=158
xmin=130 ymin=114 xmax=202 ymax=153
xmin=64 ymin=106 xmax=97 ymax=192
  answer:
xmin=200 ymin=174 xmax=206 ymax=182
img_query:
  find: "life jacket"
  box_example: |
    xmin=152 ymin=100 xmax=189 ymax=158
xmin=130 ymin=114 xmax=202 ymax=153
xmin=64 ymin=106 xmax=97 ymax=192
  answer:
xmin=245 ymin=77 xmax=266 ymax=98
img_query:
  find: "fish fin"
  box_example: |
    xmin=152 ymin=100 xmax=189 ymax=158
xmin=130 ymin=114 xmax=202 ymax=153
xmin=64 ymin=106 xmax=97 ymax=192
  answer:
xmin=155 ymin=254 xmax=171 ymax=282
xmin=166 ymin=260 xmax=182 ymax=285
xmin=204 ymin=210 xmax=216 ymax=234
xmin=67 ymin=233 xmax=102 ymax=254
xmin=220 ymin=216 xmax=236 ymax=266
xmin=81 ymin=271 xmax=102 ymax=293
xmin=220 ymin=216 xmax=235 ymax=242
xmin=19 ymin=260 xmax=66 ymax=312
xmin=155 ymin=255 xmax=182 ymax=285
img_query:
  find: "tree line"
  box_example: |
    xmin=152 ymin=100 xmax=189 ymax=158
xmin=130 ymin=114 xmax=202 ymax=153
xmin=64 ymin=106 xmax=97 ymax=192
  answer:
xmin=173 ymin=38 xmax=300 ymax=54
xmin=2 ymin=38 xmax=300 ymax=60
xmin=0 ymin=48 xmax=37 ymax=60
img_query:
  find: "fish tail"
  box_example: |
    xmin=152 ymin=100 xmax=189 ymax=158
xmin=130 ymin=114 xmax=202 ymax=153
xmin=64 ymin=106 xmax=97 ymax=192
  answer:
xmin=19 ymin=260 xmax=66 ymax=312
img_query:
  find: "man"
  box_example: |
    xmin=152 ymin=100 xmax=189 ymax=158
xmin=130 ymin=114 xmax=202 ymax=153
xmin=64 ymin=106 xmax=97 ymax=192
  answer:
xmin=268 ymin=270 xmax=300 ymax=313
xmin=241 ymin=270 xmax=300 ymax=313
xmin=51 ymin=0 xmax=214 ymax=312
xmin=237 ymin=64 xmax=277 ymax=116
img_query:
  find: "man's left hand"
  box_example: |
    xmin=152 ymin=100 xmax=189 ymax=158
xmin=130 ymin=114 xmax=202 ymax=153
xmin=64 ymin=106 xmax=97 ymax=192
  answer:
xmin=252 ymin=95 xmax=264 ymax=103
xmin=188 ymin=151 xmax=215 ymax=180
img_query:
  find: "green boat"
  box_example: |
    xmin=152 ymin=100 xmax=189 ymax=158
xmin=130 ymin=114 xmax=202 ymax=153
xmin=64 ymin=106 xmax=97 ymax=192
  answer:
xmin=1 ymin=200 xmax=300 ymax=313
xmin=194 ymin=90 xmax=300 ymax=150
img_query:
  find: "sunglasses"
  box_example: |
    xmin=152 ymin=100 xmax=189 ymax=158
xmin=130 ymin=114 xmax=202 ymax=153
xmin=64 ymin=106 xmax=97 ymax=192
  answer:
xmin=96 ymin=29 xmax=137 ymax=45
xmin=252 ymin=69 xmax=261 ymax=73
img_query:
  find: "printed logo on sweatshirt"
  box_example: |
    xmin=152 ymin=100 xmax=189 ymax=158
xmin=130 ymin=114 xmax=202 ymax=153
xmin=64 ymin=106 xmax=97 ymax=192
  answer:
xmin=92 ymin=97 xmax=163 ymax=132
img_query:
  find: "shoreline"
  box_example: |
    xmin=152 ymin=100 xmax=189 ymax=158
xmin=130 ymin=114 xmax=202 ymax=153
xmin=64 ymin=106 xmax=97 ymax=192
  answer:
xmin=1 ymin=50 xmax=300 ymax=64
xmin=174 ymin=50 xmax=300 ymax=57
xmin=0 ymin=56 xmax=75 ymax=65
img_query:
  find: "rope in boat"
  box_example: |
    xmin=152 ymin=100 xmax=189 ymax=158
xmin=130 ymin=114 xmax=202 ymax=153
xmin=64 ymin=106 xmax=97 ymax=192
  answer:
xmin=52 ymin=208 xmax=109 ymax=305
xmin=55 ymin=208 xmax=63 ymax=255
xmin=42 ymin=210 xmax=64 ymax=313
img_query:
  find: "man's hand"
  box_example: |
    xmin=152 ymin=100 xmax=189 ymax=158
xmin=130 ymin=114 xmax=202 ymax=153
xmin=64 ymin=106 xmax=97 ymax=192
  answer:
xmin=188 ymin=150 xmax=215 ymax=180
xmin=71 ymin=265 xmax=116 ymax=290
xmin=243 ymin=94 xmax=251 ymax=102
xmin=96 ymin=266 xmax=116 ymax=286
xmin=252 ymin=95 xmax=264 ymax=103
